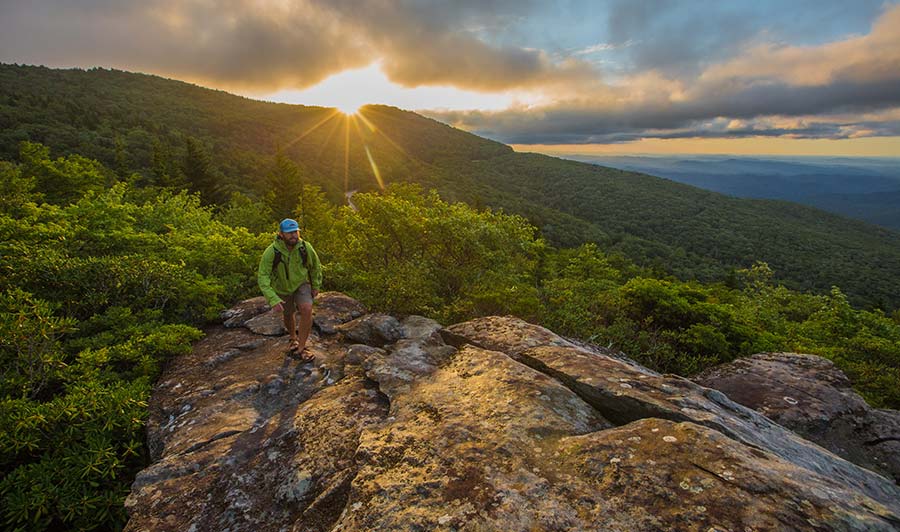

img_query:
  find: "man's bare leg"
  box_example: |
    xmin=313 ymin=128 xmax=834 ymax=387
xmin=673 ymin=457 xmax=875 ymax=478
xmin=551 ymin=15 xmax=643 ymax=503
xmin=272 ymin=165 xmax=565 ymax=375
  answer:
xmin=296 ymin=303 xmax=313 ymax=353
xmin=285 ymin=310 xmax=298 ymax=348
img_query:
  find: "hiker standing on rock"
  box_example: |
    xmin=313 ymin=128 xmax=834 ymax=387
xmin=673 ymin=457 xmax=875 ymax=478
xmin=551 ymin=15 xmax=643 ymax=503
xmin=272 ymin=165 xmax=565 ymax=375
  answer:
xmin=258 ymin=218 xmax=323 ymax=361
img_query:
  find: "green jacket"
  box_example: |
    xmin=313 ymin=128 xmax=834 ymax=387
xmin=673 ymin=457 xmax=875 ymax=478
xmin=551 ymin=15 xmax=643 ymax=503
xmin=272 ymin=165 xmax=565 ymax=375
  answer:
xmin=257 ymin=236 xmax=323 ymax=307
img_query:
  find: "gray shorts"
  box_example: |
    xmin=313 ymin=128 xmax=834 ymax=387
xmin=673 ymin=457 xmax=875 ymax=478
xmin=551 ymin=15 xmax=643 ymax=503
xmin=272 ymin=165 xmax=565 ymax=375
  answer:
xmin=281 ymin=283 xmax=313 ymax=316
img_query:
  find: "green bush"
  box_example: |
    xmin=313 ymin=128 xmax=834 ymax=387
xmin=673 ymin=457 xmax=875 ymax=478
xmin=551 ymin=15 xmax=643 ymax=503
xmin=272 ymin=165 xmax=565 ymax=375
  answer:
xmin=0 ymin=380 xmax=151 ymax=531
xmin=538 ymin=249 xmax=900 ymax=406
xmin=19 ymin=141 xmax=112 ymax=206
xmin=217 ymin=191 xmax=273 ymax=234
xmin=321 ymin=184 xmax=544 ymax=323
xmin=0 ymin=289 xmax=75 ymax=400
xmin=0 ymin=144 xmax=259 ymax=530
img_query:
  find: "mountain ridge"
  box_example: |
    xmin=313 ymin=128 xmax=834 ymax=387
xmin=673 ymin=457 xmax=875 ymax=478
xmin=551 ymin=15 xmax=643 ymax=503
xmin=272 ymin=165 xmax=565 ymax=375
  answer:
xmin=565 ymin=154 xmax=900 ymax=230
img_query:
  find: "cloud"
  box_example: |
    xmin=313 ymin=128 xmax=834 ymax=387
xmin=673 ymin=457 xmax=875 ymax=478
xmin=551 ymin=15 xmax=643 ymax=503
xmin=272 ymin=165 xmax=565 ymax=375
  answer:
xmin=602 ymin=0 xmax=892 ymax=79
xmin=425 ymin=4 xmax=900 ymax=144
xmin=0 ymin=0 xmax=596 ymax=92
xmin=572 ymin=41 xmax=634 ymax=57
xmin=604 ymin=0 xmax=761 ymax=78
xmin=698 ymin=5 xmax=900 ymax=87
xmin=0 ymin=0 xmax=373 ymax=91
xmin=2 ymin=0 xmax=899 ymax=145
xmin=428 ymin=82 xmax=900 ymax=144
xmin=324 ymin=0 xmax=598 ymax=91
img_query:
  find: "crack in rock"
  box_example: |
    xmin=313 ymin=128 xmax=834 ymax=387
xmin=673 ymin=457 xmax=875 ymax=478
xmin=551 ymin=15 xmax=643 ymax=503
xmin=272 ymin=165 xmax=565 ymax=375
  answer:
xmin=180 ymin=429 xmax=244 ymax=455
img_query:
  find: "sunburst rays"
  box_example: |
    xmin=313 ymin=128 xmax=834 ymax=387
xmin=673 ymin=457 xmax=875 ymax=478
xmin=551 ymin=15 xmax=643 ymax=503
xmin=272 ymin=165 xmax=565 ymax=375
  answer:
xmin=283 ymin=108 xmax=341 ymax=150
xmin=279 ymin=105 xmax=419 ymax=197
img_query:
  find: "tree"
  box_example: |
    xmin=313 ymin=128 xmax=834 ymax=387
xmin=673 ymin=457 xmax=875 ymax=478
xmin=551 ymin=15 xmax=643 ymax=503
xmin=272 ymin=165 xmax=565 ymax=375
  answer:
xmin=264 ymin=150 xmax=305 ymax=218
xmin=114 ymin=134 xmax=128 ymax=178
xmin=0 ymin=160 xmax=42 ymax=215
xmin=218 ymin=191 xmax=273 ymax=234
xmin=18 ymin=141 xmax=108 ymax=205
xmin=151 ymin=137 xmax=171 ymax=186
xmin=295 ymin=184 xmax=336 ymax=246
xmin=181 ymin=136 xmax=220 ymax=204
xmin=328 ymin=185 xmax=543 ymax=321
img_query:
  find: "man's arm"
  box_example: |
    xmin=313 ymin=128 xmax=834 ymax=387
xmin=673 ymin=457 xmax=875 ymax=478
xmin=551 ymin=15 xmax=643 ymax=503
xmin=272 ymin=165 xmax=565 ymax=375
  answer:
xmin=257 ymin=246 xmax=283 ymax=307
xmin=306 ymin=242 xmax=324 ymax=294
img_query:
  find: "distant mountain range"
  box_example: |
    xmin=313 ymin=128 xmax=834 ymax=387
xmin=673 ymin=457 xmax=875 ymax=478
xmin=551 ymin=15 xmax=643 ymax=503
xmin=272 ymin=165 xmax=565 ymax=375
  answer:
xmin=2 ymin=64 xmax=900 ymax=310
xmin=563 ymin=155 xmax=900 ymax=231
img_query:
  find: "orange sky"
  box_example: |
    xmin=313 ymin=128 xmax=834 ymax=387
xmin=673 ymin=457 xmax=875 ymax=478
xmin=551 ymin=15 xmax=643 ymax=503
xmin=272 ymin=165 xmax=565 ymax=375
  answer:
xmin=514 ymin=136 xmax=900 ymax=157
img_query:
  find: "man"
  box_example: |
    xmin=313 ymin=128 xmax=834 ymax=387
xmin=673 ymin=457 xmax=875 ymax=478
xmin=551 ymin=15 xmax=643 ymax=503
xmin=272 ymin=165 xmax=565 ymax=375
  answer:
xmin=258 ymin=218 xmax=323 ymax=361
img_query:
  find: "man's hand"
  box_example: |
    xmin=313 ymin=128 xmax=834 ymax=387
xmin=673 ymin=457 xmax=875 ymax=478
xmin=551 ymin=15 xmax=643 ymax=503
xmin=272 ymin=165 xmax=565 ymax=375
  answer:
xmin=311 ymin=289 xmax=319 ymax=299
xmin=272 ymin=301 xmax=284 ymax=313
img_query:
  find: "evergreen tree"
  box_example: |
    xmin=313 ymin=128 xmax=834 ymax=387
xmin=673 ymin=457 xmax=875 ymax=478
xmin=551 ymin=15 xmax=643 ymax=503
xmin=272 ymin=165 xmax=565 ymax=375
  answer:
xmin=264 ymin=150 xmax=305 ymax=218
xmin=181 ymin=136 xmax=219 ymax=204
xmin=114 ymin=134 xmax=128 ymax=178
xmin=295 ymin=184 xmax=335 ymax=244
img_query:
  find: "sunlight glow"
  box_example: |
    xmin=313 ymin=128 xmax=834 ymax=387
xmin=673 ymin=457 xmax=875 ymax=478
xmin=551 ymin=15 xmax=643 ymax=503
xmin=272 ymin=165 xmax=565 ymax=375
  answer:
xmin=364 ymin=145 xmax=384 ymax=189
xmin=283 ymin=109 xmax=341 ymax=150
xmin=278 ymin=107 xmax=402 ymax=195
xmin=355 ymin=111 xmax=377 ymax=132
xmin=358 ymin=107 xmax=414 ymax=160
xmin=260 ymin=63 xmax=537 ymax=112
xmin=336 ymin=103 xmax=360 ymax=115
xmin=344 ymin=116 xmax=350 ymax=193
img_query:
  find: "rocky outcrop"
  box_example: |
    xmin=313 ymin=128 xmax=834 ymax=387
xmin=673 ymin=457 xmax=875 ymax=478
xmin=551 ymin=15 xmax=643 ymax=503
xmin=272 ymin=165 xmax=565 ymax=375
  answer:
xmin=125 ymin=295 xmax=900 ymax=531
xmin=694 ymin=352 xmax=900 ymax=485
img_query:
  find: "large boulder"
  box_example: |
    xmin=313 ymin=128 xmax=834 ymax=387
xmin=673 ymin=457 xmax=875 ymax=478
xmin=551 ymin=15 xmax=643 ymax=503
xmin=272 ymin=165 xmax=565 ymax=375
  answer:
xmin=233 ymin=291 xmax=368 ymax=337
xmin=125 ymin=300 xmax=900 ymax=531
xmin=220 ymin=296 xmax=270 ymax=328
xmin=313 ymin=292 xmax=368 ymax=334
xmin=694 ymin=351 xmax=900 ymax=484
xmin=335 ymin=313 xmax=403 ymax=347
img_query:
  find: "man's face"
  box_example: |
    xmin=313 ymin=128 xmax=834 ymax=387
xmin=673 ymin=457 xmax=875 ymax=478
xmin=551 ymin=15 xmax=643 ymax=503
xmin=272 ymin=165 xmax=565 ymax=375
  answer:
xmin=280 ymin=230 xmax=300 ymax=245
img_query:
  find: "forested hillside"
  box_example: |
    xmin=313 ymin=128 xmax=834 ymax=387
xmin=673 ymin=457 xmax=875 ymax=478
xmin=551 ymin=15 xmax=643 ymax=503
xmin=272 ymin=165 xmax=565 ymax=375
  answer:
xmin=469 ymin=153 xmax=900 ymax=309
xmin=2 ymin=63 xmax=900 ymax=310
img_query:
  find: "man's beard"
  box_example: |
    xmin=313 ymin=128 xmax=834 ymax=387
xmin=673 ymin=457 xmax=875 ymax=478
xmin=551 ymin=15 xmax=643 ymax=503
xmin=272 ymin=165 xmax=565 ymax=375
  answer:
xmin=284 ymin=235 xmax=299 ymax=245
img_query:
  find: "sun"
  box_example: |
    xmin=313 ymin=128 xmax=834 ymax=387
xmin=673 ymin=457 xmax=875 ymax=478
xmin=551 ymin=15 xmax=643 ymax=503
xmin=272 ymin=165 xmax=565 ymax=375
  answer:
xmin=261 ymin=62 xmax=529 ymax=115
xmin=335 ymin=102 xmax=361 ymax=115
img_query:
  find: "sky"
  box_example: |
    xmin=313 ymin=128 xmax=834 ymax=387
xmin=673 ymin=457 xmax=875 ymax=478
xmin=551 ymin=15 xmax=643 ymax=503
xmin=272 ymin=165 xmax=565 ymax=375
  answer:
xmin=2 ymin=0 xmax=899 ymax=156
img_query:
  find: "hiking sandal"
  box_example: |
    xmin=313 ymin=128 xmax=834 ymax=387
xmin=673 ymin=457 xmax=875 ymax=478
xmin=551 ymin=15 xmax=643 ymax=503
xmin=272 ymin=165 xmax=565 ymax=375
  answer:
xmin=299 ymin=347 xmax=315 ymax=362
